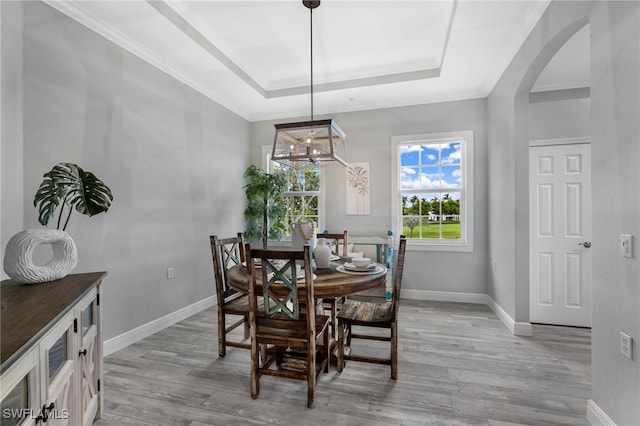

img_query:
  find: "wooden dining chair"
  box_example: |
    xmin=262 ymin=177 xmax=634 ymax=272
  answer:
xmin=316 ymin=230 xmax=348 ymax=338
xmin=210 ymin=234 xmax=251 ymax=357
xmin=245 ymin=244 xmax=331 ymax=408
xmin=317 ymin=230 xmax=348 ymax=257
xmin=336 ymin=235 xmax=407 ymax=379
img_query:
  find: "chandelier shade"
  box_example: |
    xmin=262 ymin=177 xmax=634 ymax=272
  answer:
xmin=272 ymin=119 xmax=347 ymax=168
xmin=271 ymin=1 xmax=347 ymax=169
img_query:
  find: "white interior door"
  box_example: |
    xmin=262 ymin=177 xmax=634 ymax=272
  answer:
xmin=529 ymin=142 xmax=592 ymax=327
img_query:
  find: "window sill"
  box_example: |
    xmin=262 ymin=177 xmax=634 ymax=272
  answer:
xmin=406 ymin=240 xmax=473 ymax=253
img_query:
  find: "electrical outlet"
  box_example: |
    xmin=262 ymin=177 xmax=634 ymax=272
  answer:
xmin=620 ymin=234 xmax=633 ymax=258
xmin=620 ymin=332 xmax=633 ymax=360
xmin=167 ymin=267 xmax=174 ymax=279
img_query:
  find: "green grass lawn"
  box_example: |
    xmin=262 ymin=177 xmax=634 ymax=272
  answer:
xmin=403 ymin=222 xmax=461 ymax=239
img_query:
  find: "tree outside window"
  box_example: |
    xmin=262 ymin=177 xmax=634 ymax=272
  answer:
xmin=271 ymin=163 xmax=321 ymax=236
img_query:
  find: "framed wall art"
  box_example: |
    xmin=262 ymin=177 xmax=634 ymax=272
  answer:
xmin=346 ymin=162 xmax=370 ymax=215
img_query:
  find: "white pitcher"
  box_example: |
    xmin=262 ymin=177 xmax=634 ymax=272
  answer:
xmin=291 ymin=220 xmax=317 ymax=251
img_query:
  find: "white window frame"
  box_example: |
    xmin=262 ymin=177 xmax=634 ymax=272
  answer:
xmin=391 ymin=131 xmax=474 ymax=252
xmin=261 ymin=145 xmax=326 ymax=239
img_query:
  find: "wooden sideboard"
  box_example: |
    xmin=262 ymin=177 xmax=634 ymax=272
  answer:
xmin=1 ymin=272 xmax=107 ymax=425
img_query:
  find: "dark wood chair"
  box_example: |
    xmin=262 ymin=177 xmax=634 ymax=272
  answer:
xmin=336 ymin=235 xmax=407 ymax=379
xmin=316 ymin=230 xmax=348 ymax=338
xmin=210 ymin=234 xmax=251 ymax=357
xmin=317 ymin=230 xmax=348 ymax=257
xmin=245 ymin=244 xmax=330 ymax=408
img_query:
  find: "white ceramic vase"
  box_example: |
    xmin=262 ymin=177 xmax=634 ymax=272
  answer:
xmin=3 ymin=229 xmax=78 ymax=284
xmin=314 ymin=238 xmax=331 ymax=269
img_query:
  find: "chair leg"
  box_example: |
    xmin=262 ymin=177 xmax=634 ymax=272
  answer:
xmin=337 ymin=322 xmax=345 ymax=372
xmin=308 ymin=341 xmax=316 ymax=408
xmin=218 ymin=310 xmax=226 ymax=357
xmin=243 ymin=314 xmax=250 ymax=339
xmin=324 ymin=327 xmax=330 ymax=373
xmin=259 ymin=344 xmax=268 ymax=366
xmin=251 ymin=341 xmax=259 ymax=399
xmin=391 ymin=322 xmax=398 ymax=380
xmin=330 ymin=298 xmax=338 ymax=338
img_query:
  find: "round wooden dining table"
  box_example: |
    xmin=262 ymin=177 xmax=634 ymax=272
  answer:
xmin=226 ymin=259 xmax=387 ymax=299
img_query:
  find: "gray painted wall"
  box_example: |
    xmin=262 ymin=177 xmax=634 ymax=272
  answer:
xmin=251 ymin=99 xmax=489 ymax=295
xmin=1 ymin=2 xmax=251 ymax=341
xmin=1 ymin=1 xmax=24 ymax=278
xmin=489 ymin=0 xmax=639 ymax=423
xmin=590 ymin=2 xmax=640 ymax=423
xmin=528 ymin=98 xmax=590 ymax=141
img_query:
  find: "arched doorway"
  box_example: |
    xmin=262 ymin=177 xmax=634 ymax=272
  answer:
xmin=528 ymin=25 xmax=592 ymax=327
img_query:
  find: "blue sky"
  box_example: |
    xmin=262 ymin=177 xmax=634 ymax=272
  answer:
xmin=400 ymin=142 xmax=461 ymax=190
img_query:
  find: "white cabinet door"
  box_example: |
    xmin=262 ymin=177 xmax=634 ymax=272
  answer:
xmin=529 ymin=143 xmax=592 ymax=327
xmin=0 ymin=349 xmax=38 ymax=426
xmin=39 ymin=312 xmax=76 ymax=426
xmin=76 ymin=289 xmax=101 ymax=425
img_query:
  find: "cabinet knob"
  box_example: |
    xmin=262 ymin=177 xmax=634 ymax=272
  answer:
xmin=79 ymin=349 xmax=87 ymax=357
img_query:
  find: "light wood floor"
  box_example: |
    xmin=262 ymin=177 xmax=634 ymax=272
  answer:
xmin=95 ymin=300 xmax=591 ymax=425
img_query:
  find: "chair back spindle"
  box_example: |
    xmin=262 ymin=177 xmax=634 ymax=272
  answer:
xmin=391 ymin=235 xmax=407 ymax=317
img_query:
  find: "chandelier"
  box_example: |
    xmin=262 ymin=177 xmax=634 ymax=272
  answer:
xmin=271 ymin=0 xmax=348 ymax=169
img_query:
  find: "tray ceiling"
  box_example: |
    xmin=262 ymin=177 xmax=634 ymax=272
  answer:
xmin=44 ymin=0 xmax=587 ymax=121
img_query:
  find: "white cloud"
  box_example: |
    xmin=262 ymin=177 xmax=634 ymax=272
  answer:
xmin=400 ymin=145 xmax=423 ymax=154
xmin=442 ymin=143 xmax=461 ymax=165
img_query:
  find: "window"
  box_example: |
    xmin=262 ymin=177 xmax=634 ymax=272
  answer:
xmin=263 ymin=146 xmax=324 ymax=237
xmin=392 ymin=131 xmax=473 ymax=252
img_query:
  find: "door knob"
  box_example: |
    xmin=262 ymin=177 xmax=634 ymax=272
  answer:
xmin=578 ymin=241 xmax=592 ymax=248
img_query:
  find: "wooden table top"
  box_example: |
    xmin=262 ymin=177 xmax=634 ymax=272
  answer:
xmin=226 ymin=259 xmax=387 ymax=299
xmin=1 ymin=272 xmax=107 ymax=370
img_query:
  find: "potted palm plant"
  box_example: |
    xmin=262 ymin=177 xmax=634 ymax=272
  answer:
xmin=243 ymin=164 xmax=287 ymax=248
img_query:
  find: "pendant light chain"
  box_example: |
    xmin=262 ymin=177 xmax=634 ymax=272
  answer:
xmin=310 ymin=5 xmax=314 ymax=121
xmin=271 ymin=1 xmax=347 ymax=169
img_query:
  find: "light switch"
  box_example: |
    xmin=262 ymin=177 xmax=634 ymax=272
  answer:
xmin=620 ymin=234 xmax=633 ymax=258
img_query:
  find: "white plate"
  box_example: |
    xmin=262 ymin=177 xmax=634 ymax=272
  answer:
xmin=336 ymin=265 xmax=386 ymax=275
xmin=329 ymin=254 xmax=340 ymax=261
xmin=344 ymin=262 xmax=376 ymax=272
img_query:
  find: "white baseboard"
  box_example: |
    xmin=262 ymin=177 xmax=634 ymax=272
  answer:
xmin=401 ymin=289 xmax=490 ymax=304
xmin=103 ymin=291 xmax=532 ymax=356
xmin=513 ymin=321 xmax=533 ymax=336
xmin=486 ymin=297 xmax=533 ymax=336
xmin=103 ymin=296 xmax=216 ymax=357
xmin=400 ymin=290 xmax=532 ymax=336
xmin=587 ymin=400 xmax=617 ymax=426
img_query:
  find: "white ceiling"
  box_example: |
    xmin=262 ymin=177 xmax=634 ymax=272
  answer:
xmin=45 ymin=0 xmax=589 ymax=122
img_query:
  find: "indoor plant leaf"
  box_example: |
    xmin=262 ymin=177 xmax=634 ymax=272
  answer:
xmin=33 ymin=170 xmax=66 ymax=226
xmin=33 ymin=162 xmax=113 ymax=230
